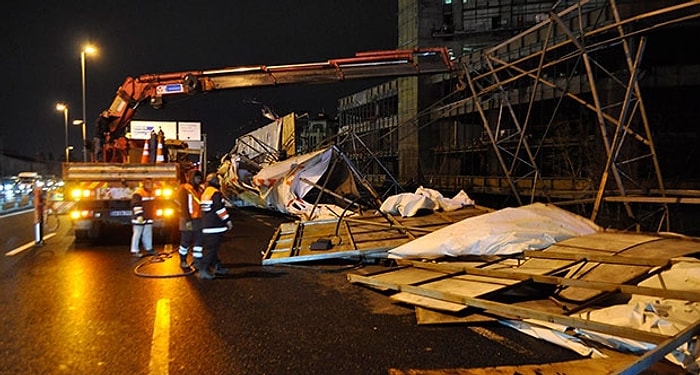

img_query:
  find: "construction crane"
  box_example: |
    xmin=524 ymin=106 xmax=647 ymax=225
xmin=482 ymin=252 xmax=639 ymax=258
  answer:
xmin=96 ymin=48 xmax=454 ymax=142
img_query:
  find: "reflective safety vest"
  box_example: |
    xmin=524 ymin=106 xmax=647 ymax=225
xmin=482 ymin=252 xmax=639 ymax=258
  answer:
xmin=131 ymin=187 xmax=155 ymax=224
xmin=201 ymin=186 xmax=230 ymax=233
xmin=178 ymin=183 xmax=202 ymax=220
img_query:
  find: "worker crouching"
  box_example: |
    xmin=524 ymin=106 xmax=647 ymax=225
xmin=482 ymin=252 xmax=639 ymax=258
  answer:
xmin=198 ymin=173 xmax=233 ymax=279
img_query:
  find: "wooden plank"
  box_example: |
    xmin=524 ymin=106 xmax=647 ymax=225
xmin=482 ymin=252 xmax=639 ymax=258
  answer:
xmin=416 ymin=299 xmax=575 ymax=325
xmin=421 ymin=275 xmax=520 ymax=296
xmin=415 ymin=306 xmax=495 ymax=324
xmin=343 ymin=217 xmax=436 ymax=233
xmin=347 ymin=273 xmax=670 ymax=344
xmin=391 ymin=292 xmax=468 ymax=312
xmin=409 ymin=261 xmax=700 ymax=302
xmin=387 ymin=354 xmax=683 ymax=374
xmin=557 ymin=232 xmax=662 ymax=251
xmin=261 ymin=224 xmax=285 ymax=259
xmin=371 ymin=267 xmax=453 ymax=285
xmin=556 ymin=236 xmax=700 ymax=303
xmin=523 ymin=250 xmax=674 ymax=267
xmin=381 ymin=259 xmax=528 ymax=312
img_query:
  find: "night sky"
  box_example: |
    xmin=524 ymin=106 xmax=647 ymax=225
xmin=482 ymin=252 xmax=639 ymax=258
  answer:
xmin=1 ymin=1 xmax=397 ymax=161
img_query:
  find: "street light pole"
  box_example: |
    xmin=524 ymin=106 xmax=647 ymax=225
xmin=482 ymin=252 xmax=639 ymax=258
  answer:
xmin=80 ymin=51 xmax=87 ymax=162
xmin=56 ymin=103 xmax=69 ymax=162
xmin=73 ymin=119 xmax=86 ymax=162
xmin=80 ymin=45 xmax=96 ymax=162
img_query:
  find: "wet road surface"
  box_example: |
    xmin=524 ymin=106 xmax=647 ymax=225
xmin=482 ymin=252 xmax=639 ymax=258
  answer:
xmin=0 ymin=207 xmax=580 ymax=374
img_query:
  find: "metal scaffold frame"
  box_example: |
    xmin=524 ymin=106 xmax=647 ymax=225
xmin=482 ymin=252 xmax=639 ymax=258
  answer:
xmin=435 ymin=0 xmax=700 ymax=232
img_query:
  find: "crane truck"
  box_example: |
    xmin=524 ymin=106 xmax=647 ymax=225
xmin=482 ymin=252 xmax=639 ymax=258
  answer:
xmin=63 ymin=47 xmax=454 ymax=240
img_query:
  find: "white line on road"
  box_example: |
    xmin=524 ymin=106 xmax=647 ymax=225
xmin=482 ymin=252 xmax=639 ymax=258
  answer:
xmin=149 ymin=298 xmax=171 ymax=375
xmin=4 ymin=233 xmax=57 ymax=256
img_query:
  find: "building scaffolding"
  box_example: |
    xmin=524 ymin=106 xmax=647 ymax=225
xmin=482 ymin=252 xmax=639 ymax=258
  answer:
xmin=337 ymin=0 xmax=700 ymax=233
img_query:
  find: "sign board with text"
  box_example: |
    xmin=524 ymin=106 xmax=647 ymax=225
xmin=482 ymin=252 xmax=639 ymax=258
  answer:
xmin=178 ymin=122 xmax=202 ymax=141
xmin=129 ymin=121 xmax=177 ymax=140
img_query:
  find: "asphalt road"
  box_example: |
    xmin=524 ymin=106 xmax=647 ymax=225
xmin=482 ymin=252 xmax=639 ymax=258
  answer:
xmin=0 ymin=207 xmax=581 ymax=374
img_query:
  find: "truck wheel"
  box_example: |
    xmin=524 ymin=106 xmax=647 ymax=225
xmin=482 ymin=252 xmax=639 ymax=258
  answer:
xmin=88 ymin=223 xmax=101 ymax=240
xmin=74 ymin=229 xmax=89 ymax=242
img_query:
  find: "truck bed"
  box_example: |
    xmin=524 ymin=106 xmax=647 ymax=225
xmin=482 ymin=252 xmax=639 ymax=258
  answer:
xmin=63 ymin=162 xmax=179 ymax=181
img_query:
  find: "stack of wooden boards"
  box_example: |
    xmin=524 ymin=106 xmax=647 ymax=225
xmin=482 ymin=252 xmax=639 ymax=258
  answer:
xmin=349 ymin=231 xmax=700 ymax=374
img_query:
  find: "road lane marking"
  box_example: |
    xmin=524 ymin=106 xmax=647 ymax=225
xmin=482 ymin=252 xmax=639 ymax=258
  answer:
xmin=149 ymin=298 xmax=171 ymax=375
xmin=4 ymin=233 xmax=57 ymax=256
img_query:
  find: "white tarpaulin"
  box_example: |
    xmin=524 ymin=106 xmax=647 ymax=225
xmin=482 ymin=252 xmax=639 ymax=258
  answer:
xmin=388 ymin=203 xmax=601 ymax=259
xmin=253 ymin=148 xmax=332 ymax=214
xmin=500 ymin=319 xmax=606 ymax=358
xmin=379 ymin=186 xmax=475 ymax=217
xmin=230 ymin=146 xmax=359 ymax=220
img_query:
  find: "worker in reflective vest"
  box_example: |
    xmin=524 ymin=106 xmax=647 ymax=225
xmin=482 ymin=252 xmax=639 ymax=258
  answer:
xmin=177 ymin=169 xmax=203 ymax=268
xmin=198 ymin=173 xmax=233 ymax=279
xmin=130 ymin=178 xmax=156 ymax=257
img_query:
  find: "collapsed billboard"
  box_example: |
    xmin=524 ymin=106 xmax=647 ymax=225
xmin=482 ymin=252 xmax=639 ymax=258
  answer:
xmin=218 ymin=114 xmax=361 ymax=220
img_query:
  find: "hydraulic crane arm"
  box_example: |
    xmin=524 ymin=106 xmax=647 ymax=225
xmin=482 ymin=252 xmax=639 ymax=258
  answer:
xmin=99 ymin=47 xmax=454 ymax=136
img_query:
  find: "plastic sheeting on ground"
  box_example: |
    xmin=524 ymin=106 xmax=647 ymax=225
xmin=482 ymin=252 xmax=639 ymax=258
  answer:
xmin=500 ymin=319 xmax=606 ymax=358
xmin=574 ymin=260 xmax=700 ymax=372
xmin=379 ymin=186 xmax=475 ymax=217
xmin=388 ymin=202 xmax=601 ymax=259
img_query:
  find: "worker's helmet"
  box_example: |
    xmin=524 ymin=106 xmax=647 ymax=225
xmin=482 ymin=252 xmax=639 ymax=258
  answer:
xmin=205 ymin=173 xmax=220 ymax=188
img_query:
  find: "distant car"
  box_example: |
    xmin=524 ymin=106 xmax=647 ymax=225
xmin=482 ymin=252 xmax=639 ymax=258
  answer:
xmin=1 ymin=176 xmax=20 ymax=199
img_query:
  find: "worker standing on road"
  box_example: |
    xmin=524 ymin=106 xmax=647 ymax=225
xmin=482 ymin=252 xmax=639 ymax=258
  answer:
xmin=199 ymin=173 xmax=233 ymax=279
xmin=33 ymin=181 xmax=45 ymax=246
xmin=130 ymin=178 xmax=156 ymax=257
xmin=177 ymin=169 xmax=204 ymax=269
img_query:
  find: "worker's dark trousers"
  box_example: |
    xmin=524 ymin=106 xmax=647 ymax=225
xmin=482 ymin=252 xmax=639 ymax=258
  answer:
xmin=178 ymin=218 xmax=203 ymax=260
xmin=201 ymin=232 xmax=223 ymax=271
xmin=34 ymin=211 xmax=44 ymax=245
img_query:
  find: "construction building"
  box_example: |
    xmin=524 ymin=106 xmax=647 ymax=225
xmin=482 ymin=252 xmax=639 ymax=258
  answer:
xmin=337 ymin=0 xmax=700 ymax=233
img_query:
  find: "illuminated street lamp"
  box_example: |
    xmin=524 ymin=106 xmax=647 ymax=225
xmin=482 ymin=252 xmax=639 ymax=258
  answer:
xmin=56 ymin=103 xmax=69 ymax=162
xmin=65 ymin=145 xmax=74 ymax=161
xmin=80 ymin=44 xmax=97 ymax=162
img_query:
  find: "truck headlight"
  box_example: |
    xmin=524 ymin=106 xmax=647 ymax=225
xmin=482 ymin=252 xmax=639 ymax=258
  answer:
xmin=71 ymin=189 xmax=91 ymax=199
xmin=162 ymin=188 xmax=173 ymax=198
xmin=156 ymin=208 xmax=175 ymax=217
xmin=71 ymin=189 xmax=83 ymax=199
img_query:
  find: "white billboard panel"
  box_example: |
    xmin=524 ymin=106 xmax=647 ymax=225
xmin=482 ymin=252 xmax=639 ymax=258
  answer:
xmin=178 ymin=122 xmax=202 ymax=141
xmin=130 ymin=121 xmax=177 ymax=140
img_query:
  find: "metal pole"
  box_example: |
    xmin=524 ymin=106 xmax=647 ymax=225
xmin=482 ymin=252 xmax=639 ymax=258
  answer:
xmin=63 ymin=108 xmax=69 ymax=162
xmin=81 ymin=51 xmax=88 ymax=162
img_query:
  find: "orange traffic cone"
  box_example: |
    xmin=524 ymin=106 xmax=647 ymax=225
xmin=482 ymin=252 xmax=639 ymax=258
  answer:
xmin=155 ymin=133 xmax=165 ymax=163
xmin=140 ymin=139 xmax=151 ymax=163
